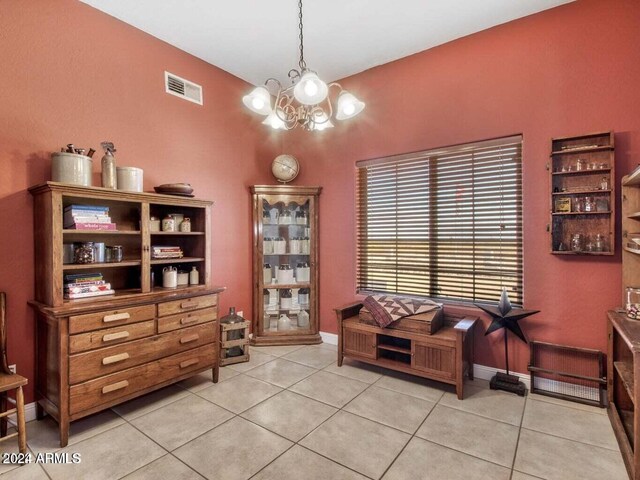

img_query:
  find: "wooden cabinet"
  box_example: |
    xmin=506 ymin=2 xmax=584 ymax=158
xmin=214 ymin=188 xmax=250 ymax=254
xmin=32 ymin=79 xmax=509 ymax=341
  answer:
xmin=335 ymin=303 xmax=477 ymax=399
xmin=549 ymin=131 xmax=615 ymax=255
xmin=250 ymin=185 xmax=322 ymax=345
xmin=607 ymin=311 xmax=640 ymax=480
xmin=28 ymin=182 xmax=223 ymax=447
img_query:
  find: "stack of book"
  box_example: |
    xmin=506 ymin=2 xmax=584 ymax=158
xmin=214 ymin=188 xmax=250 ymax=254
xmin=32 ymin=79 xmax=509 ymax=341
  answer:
xmin=64 ymin=272 xmax=114 ymax=299
xmin=64 ymin=204 xmax=116 ymax=230
xmin=151 ymin=246 xmax=184 ymax=259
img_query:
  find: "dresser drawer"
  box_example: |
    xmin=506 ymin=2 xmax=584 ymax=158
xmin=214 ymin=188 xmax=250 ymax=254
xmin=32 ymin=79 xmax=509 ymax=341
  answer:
xmin=158 ymin=294 xmax=217 ymax=317
xmin=69 ymin=320 xmax=155 ymax=354
xmin=69 ymin=322 xmax=216 ymax=384
xmin=69 ymin=344 xmax=216 ymax=415
xmin=158 ymin=307 xmax=217 ymax=333
xmin=69 ymin=304 xmax=156 ymax=334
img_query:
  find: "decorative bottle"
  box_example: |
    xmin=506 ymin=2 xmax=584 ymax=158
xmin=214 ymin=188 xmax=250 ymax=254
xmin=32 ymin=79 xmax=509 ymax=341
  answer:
xmin=100 ymin=145 xmax=117 ymax=189
xmin=189 ymin=266 xmax=199 ymax=285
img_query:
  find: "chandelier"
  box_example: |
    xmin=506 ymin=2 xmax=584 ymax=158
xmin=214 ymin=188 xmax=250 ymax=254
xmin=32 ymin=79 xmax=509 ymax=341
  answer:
xmin=242 ymin=0 xmax=365 ymax=131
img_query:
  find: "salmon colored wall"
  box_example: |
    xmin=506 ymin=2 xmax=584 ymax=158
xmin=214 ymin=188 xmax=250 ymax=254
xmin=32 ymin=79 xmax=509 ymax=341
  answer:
xmin=0 ymin=0 xmax=278 ymax=402
xmin=283 ymin=0 xmax=640 ymax=374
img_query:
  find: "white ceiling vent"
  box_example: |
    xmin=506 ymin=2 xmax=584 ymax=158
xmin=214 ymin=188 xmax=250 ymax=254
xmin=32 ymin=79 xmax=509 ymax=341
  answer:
xmin=164 ymin=71 xmax=203 ymax=105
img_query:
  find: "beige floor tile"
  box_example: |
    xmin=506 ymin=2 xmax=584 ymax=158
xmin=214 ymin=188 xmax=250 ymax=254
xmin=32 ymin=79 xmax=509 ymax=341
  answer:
xmin=42 ymin=423 xmax=165 ymax=480
xmin=283 ymin=345 xmax=337 ymax=369
xmin=112 ymin=384 xmax=191 ymax=421
xmin=374 ymin=371 xmax=448 ymax=402
xmin=197 ymin=374 xmax=281 ymax=413
xmin=439 ymin=383 xmax=525 ymax=425
xmin=416 ymin=405 xmax=519 ymax=467
xmin=241 ymin=390 xmax=337 ymax=441
xmin=0 ymin=462 xmax=49 ymax=480
xmin=528 ymin=391 xmax=607 ymax=415
xmin=0 ymin=440 xmax=33 ymax=476
xmin=523 ymin=398 xmax=617 ymax=450
xmin=251 ymin=345 xmax=305 ymax=357
xmin=177 ymin=367 xmax=239 ymax=392
xmin=26 ymin=409 xmax=125 ymax=452
xmin=300 ymin=411 xmax=410 ymax=479
xmin=252 ymin=445 xmax=367 ymax=480
xmin=244 ymin=358 xmax=316 ymax=388
xmin=123 ymin=454 xmax=204 ymax=479
xmin=131 ymin=395 xmax=234 ymax=450
xmin=227 ymin=350 xmax=276 ymax=372
xmin=290 ymin=371 xmax=369 ymax=408
xmin=514 ymin=428 xmax=627 ymax=480
xmin=343 ymin=385 xmax=435 ymax=433
xmin=382 ymin=437 xmax=511 ymax=480
xmin=323 ymin=358 xmax=384 ymax=384
xmin=511 ymin=471 xmax=545 ymax=480
xmin=174 ymin=417 xmax=292 ymax=480
xmin=313 ymin=342 xmax=338 ymax=352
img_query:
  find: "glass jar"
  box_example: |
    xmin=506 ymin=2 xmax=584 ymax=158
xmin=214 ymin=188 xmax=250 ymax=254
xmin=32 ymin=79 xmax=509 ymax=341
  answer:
xmin=74 ymin=242 xmax=95 ymax=264
xmin=570 ymin=234 xmax=584 ymax=252
xmin=274 ymin=237 xmax=286 ymax=254
xmin=584 ymin=197 xmax=595 ymax=212
xmin=263 ymin=237 xmax=273 ymax=255
xmin=277 ymin=264 xmax=294 ymax=284
xmin=279 ymin=210 xmax=292 ymax=225
xmin=263 ymin=289 xmax=270 ymax=307
xmin=290 ymin=237 xmax=301 ymax=254
xmin=296 ymin=210 xmax=307 ymax=225
xmin=280 ymin=288 xmax=292 ymax=310
xmin=296 ymin=262 xmax=310 ymax=283
xmin=627 ymin=287 xmax=640 ymax=319
xmin=298 ymin=287 xmax=310 ymax=305
xmin=106 ymin=245 xmax=123 ymax=263
xmin=162 ymin=214 xmax=176 ymax=232
xmin=576 ymin=159 xmax=586 ymax=171
xmin=263 ymin=263 xmax=272 ymax=284
xmin=573 ymin=197 xmax=584 ymax=213
xmin=600 ymin=177 xmax=609 ymax=190
xmin=220 ymin=307 xmax=245 ymax=357
xmin=594 ymin=234 xmax=606 ymax=252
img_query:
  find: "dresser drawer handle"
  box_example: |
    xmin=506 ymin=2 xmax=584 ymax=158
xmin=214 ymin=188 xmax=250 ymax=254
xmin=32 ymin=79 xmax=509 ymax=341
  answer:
xmin=180 ymin=359 xmax=200 ymax=369
xmin=102 ymin=380 xmax=129 ymax=394
xmin=180 ymin=317 xmax=199 ymax=325
xmin=180 ymin=334 xmax=200 ymax=344
xmin=102 ymin=352 xmax=130 ymax=365
xmin=180 ymin=301 xmax=200 ymax=310
xmin=103 ymin=312 xmax=130 ymax=323
xmin=102 ymin=331 xmax=130 ymax=342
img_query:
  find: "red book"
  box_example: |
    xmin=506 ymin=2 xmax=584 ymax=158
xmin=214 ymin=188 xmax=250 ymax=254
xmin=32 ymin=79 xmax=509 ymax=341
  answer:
xmin=70 ymin=222 xmax=117 ymax=231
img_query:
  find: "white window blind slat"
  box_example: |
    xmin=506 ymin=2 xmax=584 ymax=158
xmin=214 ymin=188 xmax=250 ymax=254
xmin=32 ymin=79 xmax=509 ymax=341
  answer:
xmin=356 ymin=136 xmax=524 ymax=305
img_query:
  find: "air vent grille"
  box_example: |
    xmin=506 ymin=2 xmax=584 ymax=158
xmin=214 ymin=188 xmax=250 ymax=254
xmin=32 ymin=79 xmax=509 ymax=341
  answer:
xmin=164 ymin=71 xmax=203 ymax=105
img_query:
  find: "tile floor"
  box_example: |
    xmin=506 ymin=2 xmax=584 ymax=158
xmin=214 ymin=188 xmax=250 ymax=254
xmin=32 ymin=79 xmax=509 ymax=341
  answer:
xmin=0 ymin=343 xmax=628 ymax=480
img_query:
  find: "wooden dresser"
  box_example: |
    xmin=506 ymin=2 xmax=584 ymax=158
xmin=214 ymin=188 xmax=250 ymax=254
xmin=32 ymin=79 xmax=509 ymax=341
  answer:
xmin=28 ymin=182 xmax=223 ymax=446
xmin=335 ymin=302 xmax=477 ymax=400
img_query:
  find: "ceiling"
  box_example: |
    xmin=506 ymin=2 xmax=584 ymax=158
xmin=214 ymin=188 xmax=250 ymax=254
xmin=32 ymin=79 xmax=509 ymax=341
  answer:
xmin=81 ymin=0 xmax=573 ymax=86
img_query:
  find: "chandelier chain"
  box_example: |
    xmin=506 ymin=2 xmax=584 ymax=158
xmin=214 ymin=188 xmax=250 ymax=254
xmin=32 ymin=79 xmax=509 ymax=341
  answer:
xmin=298 ymin=0 xmax=306 ymax=70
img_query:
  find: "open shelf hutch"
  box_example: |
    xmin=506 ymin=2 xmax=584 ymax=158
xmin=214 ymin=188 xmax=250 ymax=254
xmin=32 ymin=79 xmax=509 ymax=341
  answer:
xmin=28 ymin=182 xmax=222 ymax=447
xmin=549 ymin=131 xmax=615 ymax=255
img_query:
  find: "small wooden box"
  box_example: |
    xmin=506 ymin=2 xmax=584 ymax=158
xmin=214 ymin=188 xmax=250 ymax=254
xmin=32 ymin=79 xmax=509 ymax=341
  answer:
xmin=358 ymin=307 xmax=444 ymax=335
xmin=220 ymin=320 xmax=250 ymax=366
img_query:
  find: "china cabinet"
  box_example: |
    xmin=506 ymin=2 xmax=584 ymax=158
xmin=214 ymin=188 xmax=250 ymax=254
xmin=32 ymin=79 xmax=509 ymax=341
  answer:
xmin=28 ymin=182 xmax=223 ymax=447
xmin=251 ymin=185 xmax=321 ymax=345
xmin=549 ymin=131 xmax=615 ymax=255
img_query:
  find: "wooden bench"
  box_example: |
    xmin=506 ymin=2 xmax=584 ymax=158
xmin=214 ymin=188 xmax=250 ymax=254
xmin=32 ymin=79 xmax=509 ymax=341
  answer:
xmin=335 ymin=302 xmax=477 ymax=399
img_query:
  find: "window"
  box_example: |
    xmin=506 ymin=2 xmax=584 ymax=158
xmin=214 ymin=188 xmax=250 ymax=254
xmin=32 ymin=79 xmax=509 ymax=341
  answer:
xmin=356 ymin=135 xmax=523 ymax=305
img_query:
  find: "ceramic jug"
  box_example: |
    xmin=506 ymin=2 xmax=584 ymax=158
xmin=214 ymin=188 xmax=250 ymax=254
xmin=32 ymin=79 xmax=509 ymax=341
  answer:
xmin=298 ymin=310 xmax=310 ymax=328
xmin=162 ymin=266 xmax=178 ymax=288
xmin=277 ymin=314 xmax=291 ymax=331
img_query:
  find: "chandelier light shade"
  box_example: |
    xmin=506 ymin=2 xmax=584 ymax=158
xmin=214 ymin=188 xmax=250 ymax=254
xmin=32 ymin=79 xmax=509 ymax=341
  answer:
xmin=242 ymin=0 xmax=365 ymax=131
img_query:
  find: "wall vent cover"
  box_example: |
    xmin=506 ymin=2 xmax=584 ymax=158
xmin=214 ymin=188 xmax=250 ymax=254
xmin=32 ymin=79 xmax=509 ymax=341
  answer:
xmin=164 ymin=71 xmax=203 ymax=105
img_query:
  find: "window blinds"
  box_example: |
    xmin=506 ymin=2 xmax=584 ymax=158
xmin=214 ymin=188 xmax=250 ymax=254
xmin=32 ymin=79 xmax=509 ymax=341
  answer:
xmin=356 ymin=136 xmax=523 ymax=305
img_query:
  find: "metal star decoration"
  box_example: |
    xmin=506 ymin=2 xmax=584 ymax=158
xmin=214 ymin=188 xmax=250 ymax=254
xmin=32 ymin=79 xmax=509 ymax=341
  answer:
xmin=477 ymin=289 xmax=539 ymax=344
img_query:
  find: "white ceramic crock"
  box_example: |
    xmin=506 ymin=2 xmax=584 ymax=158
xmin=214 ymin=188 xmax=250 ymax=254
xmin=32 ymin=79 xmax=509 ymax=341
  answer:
xmin=51 ymin=152 xmax=93 ymax=186
xmin=116 ymin=166 xmax=143 ymax=192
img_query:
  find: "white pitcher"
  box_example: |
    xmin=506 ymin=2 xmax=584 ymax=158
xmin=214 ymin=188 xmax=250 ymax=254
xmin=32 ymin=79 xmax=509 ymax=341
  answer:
xmin=277 ymin=314 xmax=291 ymax=331
xmin=162 ymin=266 xmax=178 ymax=288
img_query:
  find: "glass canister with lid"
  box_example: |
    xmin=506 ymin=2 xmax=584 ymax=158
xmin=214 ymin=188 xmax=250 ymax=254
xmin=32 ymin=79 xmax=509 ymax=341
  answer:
xmin=627 ymin=287 xmax=640 ymax=319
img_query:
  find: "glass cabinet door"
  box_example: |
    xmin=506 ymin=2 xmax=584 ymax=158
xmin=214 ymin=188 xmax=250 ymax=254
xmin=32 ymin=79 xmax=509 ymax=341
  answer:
xmin=252 ymin=185 xmax=321 ymax=345
xmin=261 ymin=198 xmax=312 ymax=335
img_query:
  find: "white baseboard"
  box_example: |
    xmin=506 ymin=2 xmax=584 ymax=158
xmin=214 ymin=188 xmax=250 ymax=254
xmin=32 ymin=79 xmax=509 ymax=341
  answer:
xmin=6 ymin=401 xmax=38 ymax=424
xmin=320 ymin=331 xmax=338 ymax=345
